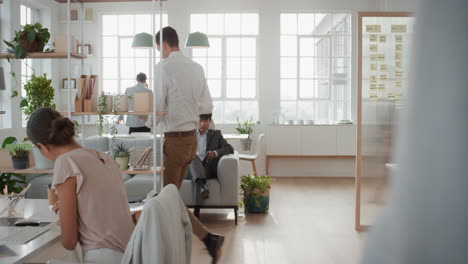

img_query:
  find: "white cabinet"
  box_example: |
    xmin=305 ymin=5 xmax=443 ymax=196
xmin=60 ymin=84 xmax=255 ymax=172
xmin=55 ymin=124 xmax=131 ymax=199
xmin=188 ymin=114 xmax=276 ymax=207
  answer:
xmin=266 ymin=125 xmax=356 ymax=156
xmin=337 ymin=126 xmax=356 ymax=155
xmin=301 ymin=126 xmax=337 ymax=155
xmin=266 ymin=126 xmax=301 ymax=155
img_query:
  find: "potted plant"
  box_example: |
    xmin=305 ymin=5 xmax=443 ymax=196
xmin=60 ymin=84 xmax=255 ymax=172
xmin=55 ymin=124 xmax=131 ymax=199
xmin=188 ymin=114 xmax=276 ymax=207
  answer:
xmin=97 ymin=92 xmax=112 ymax=136
xmin=3 ymin=23 xmax=51 ymax=59
xmin=112 ymin=142 xmax=130 ymax=170
xmin=236 ymin=116 xmax=259 ymax=151
xmin=240 ymin=174 xmax=271 ymax=214
xmin=20 ymin=73 xmax=56 ymax=119
xmin=1 ymin=138 xmax=27 ymax=193
xmin=10 ymin=147 xmax=29 ymax=170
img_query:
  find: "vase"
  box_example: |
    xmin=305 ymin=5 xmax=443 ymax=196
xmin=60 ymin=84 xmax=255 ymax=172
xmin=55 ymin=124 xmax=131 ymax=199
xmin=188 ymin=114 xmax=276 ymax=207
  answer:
xmin=243 ymin=187 xmax=270 ymax=214
xmin=115 ymin=156 xmax=129 ymax=170
xmin=11 ymin=157 xmax=29 ymax=170
xmin=241 ymin=138 xmax=252 ymax=151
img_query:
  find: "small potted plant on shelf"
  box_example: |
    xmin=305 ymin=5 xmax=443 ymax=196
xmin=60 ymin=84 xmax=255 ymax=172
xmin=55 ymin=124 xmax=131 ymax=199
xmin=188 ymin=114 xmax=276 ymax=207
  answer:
xmin=240 ymin=173 xmax=271 ymax=214
xmin=3 ymin=22 xmax=51 ymax=59
xmin=236 ymin=116 xmax=259 ymax=151
xmin=10 ymin=147 xmax=29 ymax=170
xmin=112 ymin=143 xmax=130 ymax=170
xmin=20 ymin=73 xmax=56 ymax=120
xmin=1 ymin=138 xmax=27 ymax=193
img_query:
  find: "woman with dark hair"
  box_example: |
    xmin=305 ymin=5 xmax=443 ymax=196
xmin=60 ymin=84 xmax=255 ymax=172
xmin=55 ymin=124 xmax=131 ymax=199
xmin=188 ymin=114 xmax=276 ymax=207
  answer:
xmin=27 ymin=107 xmax=134 ymax=262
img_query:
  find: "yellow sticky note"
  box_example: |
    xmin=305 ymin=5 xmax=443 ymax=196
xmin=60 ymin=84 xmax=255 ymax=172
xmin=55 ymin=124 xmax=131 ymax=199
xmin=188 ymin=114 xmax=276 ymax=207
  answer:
xmin=369 ymin=93 xmax=378 ymax=101
xmin=379 ymin=35 xmax=387 ymax=43
xmin=396 ymin=60 xmax=402 ymax=68
xmin=395 ymin=71 xmax=403 ymax=78
xmin=366 ymin=25 xmax=381 ymax=33
xmin=378 ymin=54 xmax=385 ymax=61
xmin=369 ymin=34 xmax=378 ymax=42
xmin=388 ymin=93 xmax=396 ymax=100
xmin=370 ymin=83 xmax=377 ymax=91
xmin=370 ymin=54 xmax=378 ymax=61
xmin=396 ymin=80 xmax=403 ymax=88
xmin=396 ymin=44 xmax=403 ymax=52
xmin=369 ymin=44 xmax=378 ymax=52
xmin=395 ymin=35 xmax=403 ymax=43
xmin=391 ymin=25 xmax=407 ymax=33
xmin=370 ymin=63 xmax=377 ymax=71
xmin=378 ymin=83 xmax=386 ymax=91
xmin=370 ymin=75 xmax=377 ymax=82
xmin=380 ymin=74 xmax=388 ymax=80
xmin=395 ymin=52 xmax=402 ymax=60
xmin=380 ymin=64 xmax=388 ymax=72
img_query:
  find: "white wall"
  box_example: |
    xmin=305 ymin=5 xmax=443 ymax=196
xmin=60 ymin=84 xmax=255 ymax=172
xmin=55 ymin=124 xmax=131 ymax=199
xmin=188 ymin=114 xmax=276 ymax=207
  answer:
xmin=0 ymin=0 xmax=417 ymax=176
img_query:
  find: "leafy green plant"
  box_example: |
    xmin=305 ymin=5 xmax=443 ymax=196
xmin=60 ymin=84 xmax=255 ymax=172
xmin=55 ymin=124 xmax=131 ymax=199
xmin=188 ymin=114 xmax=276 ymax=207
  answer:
xmin=10 ymin=146 xmax=29 ymax=159
xmin=21 ymin=73 xmax=56 ymax=119
xmin=97 ymin=92 xmax=108 ymax=136
xmin=1 ymin=137 xmax=26 ymax=193
xmin=235 ymin=116 xmax=259 ymax=138
xmin=3 ymin=23 xmax=51 ymax=59
xmin=112 ymin=142 xmax=130 ymax=158
xmin=240 ymin=174 xmax=271 ymax=196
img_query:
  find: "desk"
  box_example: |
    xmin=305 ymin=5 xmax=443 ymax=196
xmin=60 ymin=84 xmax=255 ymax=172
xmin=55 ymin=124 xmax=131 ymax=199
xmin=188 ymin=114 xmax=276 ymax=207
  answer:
xmin=0 ymin=199 xmax=59 ymax=264
xmin=0 ymin=200 xmax=144 ymax=264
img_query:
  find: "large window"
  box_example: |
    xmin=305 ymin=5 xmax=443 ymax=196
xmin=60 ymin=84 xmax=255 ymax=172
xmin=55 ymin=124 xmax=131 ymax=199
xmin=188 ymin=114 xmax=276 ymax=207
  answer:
xmin=190 ymin=13 xmax=259 ymax=124
xmin=280 ymin=13 xmax=351 ymax=123
xmin=101 ymin=14 xmax=167 ymax=94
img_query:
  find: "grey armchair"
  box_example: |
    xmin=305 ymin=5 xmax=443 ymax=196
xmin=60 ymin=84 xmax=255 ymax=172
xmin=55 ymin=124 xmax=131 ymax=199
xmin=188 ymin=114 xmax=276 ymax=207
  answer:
xmin=180 ymin=152 xmax=240 ymax=225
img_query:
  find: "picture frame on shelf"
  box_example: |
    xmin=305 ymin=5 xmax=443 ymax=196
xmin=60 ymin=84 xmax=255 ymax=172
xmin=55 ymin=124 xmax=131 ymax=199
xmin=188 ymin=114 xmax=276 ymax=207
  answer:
xmin=78 ymin=44 xmax=91 ymax=55
xmin=62 ymin=78 xmax=77 ymax=90
xmin=71 ymin=9 xmax=78 ymax=21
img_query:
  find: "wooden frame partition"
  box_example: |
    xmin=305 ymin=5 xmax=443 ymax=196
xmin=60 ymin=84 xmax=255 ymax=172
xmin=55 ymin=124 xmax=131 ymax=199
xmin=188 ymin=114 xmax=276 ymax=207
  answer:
xmin=355 ymin=12 xmax=413 ymax=231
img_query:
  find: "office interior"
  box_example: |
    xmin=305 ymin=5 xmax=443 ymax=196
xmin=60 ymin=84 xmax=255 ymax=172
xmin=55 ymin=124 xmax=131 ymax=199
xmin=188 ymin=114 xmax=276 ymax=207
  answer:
xmin=2 ymin=0 xmax=465 ymax=263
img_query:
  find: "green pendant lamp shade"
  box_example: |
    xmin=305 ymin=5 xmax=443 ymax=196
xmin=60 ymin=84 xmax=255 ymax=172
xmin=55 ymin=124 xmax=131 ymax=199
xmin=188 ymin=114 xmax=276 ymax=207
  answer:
xmin=185 ymin=32 xmax=210 ymax=48
xmin=132 ymin=32 xmax=153 ymax=48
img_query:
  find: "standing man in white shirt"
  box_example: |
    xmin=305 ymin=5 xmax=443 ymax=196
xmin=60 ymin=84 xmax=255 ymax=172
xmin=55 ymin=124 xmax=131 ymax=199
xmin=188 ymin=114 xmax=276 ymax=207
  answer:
xmin=154 ymin=26 xmax=224 ymax=263
xmin=124 ymin=72 xmax=152 ymax=134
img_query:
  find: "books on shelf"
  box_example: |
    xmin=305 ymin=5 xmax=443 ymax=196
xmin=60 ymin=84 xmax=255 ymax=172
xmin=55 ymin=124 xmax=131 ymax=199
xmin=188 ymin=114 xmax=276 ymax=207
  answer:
xmin=75 ymin=75 xmax=98 ymax=112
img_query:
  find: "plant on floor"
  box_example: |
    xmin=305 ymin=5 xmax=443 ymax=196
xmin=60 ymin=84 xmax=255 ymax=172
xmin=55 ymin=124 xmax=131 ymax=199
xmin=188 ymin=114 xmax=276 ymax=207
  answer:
xmin=21 ymin=73 xmax=56 ymax=119
xmin=1 ymin=138 xmax=27 ymax=186
xmin=3 ymin=23 xmax=51 ymax=59
xmin=240 ymin=173 xmax=271 ymax=214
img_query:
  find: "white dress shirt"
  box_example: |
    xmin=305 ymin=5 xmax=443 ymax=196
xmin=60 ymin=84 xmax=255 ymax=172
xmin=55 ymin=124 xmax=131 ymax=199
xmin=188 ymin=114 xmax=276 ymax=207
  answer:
xmin=152 ymin=51 xmax=213 ymax=132
xmin=197 ymin=130 xmax=207 ymax=160
xmin=125 ymin=83 xmax=153 ymax=128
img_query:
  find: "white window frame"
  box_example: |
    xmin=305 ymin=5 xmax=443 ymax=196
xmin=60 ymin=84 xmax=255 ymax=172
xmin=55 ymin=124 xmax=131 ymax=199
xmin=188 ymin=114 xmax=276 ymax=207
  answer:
xmin=190 ymin=13 xmax=259 ymax=124
xmin=280 ymin=12 xmax=352 ymax=122
xmin=99 ymin=13 xmax=168 ymax=95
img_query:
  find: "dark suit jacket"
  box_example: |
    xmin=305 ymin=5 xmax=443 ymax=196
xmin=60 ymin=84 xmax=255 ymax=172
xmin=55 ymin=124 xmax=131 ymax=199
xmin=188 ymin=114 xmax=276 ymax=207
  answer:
xmin=204 ymin=129 xmax=234 ymax=179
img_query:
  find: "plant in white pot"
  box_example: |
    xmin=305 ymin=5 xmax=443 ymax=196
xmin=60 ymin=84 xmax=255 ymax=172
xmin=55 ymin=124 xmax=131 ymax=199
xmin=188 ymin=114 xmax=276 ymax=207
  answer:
xmin=112 ymin=143 xmax=130 ymax=170
xmin=235 ymin=116 xmax=259 ymax=151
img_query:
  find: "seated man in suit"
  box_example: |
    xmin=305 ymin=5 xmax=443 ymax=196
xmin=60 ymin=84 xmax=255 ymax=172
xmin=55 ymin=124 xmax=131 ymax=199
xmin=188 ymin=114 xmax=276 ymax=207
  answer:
xmin=187 ymin=114 xmax=234 ymax=202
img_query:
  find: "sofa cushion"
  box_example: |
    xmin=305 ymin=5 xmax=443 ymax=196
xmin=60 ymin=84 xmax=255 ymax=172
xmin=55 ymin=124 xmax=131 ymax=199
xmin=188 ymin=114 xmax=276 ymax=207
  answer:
xmin=81 ymin=136 xmax=110 ymax=152
xmin=125 ymin=174 xmax=160 ymax=202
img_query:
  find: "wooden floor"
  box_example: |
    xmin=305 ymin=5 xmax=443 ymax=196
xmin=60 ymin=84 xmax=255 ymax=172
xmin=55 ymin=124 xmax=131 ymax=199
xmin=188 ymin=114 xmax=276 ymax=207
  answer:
xmin=191 ymin=178 xmax=365 ymax=264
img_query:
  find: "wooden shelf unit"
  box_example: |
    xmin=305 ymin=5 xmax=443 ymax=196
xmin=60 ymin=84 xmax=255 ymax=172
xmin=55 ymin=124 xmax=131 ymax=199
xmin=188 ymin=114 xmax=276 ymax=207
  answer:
xmin=0 ymin=166 xmax=163 ymax=175
xmin=0 ymin=52 xmax=87 ymax=60
xmin=59 ymin=111 xmax=167 ymax=116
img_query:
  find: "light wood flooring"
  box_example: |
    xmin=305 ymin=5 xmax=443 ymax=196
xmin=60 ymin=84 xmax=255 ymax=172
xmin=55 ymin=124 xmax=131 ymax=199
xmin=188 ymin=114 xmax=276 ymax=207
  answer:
xmin=191 ymin=177 xmax=366 ymax=264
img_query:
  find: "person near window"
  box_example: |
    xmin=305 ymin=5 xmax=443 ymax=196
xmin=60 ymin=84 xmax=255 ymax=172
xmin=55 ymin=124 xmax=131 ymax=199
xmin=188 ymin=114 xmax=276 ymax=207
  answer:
xmin=152 ymin=26 xmax=224 ymax=263
xmin=123 ymin=72 xmax=153 ymax=134
xmin=26 ymin=108 xmax=134 ymax=263
xmin=187 ymin=113 xmax=234 ymax=202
